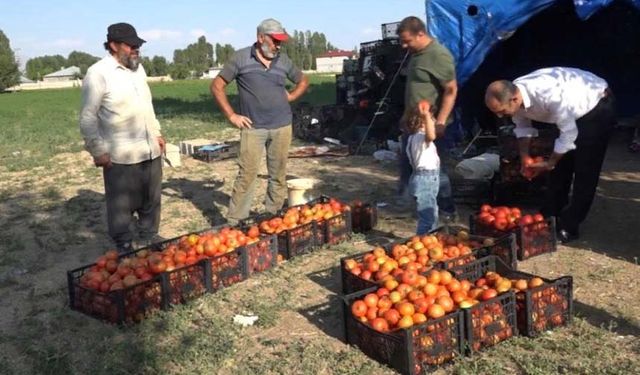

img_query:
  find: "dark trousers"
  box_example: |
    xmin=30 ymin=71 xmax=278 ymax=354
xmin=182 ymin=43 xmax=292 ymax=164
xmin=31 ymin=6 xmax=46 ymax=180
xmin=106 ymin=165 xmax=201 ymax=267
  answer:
xmin=103 ymin=157 xmax=162 ymax=246
xmin=543 ymin=94 xmax=617 ymax=234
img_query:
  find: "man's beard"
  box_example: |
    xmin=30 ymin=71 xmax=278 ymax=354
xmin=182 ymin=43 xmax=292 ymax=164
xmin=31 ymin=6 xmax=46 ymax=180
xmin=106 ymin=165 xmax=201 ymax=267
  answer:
xmin=118 ymin=50 xmax=140 ymax=71
xmin=260 ymin=43 xmax=277 ymax=60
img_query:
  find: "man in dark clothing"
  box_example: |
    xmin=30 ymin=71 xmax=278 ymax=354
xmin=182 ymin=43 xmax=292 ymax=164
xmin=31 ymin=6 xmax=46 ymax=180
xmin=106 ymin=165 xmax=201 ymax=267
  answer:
xmin=485 ymin=67 xmax=617 ymax=243
xmin=396 ymin=16 xmax=458 ymax=220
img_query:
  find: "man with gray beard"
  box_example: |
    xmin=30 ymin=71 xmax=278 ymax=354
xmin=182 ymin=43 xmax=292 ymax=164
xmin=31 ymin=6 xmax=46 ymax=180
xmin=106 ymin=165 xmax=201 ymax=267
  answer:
xmin=211 ymin=18 xmax=308 ymax=223
xmin=80 ymin=22 xmax=165 ymax=253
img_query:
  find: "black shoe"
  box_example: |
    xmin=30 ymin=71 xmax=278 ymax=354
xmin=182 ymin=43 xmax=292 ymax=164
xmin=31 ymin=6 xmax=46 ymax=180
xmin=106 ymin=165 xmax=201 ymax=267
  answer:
xmin=137 ymin=235 xmax=167 ymax=249
xmin=557 ymin=229 xmax=578 ymax=244
xmin=116 ymin=241 xmax=134 ymax=254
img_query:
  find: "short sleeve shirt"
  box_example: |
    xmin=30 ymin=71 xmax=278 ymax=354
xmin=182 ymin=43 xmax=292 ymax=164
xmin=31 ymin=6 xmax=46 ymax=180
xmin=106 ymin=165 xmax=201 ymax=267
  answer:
xmin=219 ymin=45 xmax=303 ymax=129
xmin=404 ymin=40 xmax=456 ymax=114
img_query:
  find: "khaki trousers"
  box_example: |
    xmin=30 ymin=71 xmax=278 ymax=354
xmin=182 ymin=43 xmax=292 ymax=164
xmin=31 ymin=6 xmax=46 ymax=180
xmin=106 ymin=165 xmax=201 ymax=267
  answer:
xmin=227 ymin=125 xmax=292 ymax=220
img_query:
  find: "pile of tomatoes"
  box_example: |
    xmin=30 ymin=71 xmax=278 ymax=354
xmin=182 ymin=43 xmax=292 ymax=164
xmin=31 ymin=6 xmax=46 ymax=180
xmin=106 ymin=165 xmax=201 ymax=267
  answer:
xmin=474 ymin=204 xmax=554 ymax=259
xmin=258 ymin=198 xmax=349 ymax=235
xmin=343 ymin=231 xmax=494 ymax=287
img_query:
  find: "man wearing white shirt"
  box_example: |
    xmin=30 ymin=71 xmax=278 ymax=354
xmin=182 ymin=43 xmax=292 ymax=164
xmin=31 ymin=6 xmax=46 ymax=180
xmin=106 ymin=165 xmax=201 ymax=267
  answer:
xmin=80 ymin=23 xmax=165 ymax=253
xmin=485 ymin=67 xmax=616 ymax=243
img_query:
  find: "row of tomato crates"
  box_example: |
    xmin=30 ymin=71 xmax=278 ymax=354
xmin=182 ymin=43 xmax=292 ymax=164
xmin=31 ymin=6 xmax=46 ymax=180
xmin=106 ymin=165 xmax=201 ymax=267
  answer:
xmin=67 ymin=228 xmax=279 ymax=325
xmin=343 ymin=255 xmax=573 ymax=375
xmin=68 ymin=196 xmax=355 ymax=325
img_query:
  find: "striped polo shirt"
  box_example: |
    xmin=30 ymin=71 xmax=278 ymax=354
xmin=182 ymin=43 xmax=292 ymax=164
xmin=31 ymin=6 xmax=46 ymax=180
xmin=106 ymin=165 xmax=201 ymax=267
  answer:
xmin=219 ymin=44 xmax=303 ymax=129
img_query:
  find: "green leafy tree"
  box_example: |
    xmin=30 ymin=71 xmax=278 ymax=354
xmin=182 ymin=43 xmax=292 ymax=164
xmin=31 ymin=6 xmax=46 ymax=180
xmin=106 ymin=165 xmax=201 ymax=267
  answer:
xmin=169 ymin=63 xmax=190 ymax=80
xmin=25 ymin=55 xmax=66 ymax=81
xmin=0 ymin=29 xmax=20 ymax=90
xmin=140 ymin=56 xmax=154 ymax=75
xmin=67 ymin=51 xmax=99 ymax=76
xmin=151 ymin=56 xmax=168 ymax=76
xmin=279 ymin=29 xmax=336 ymax=70
xmin=173 ymin=36 xmax=214 ymax=76
xmin=215 ymin=43 xmax=235 ymax=66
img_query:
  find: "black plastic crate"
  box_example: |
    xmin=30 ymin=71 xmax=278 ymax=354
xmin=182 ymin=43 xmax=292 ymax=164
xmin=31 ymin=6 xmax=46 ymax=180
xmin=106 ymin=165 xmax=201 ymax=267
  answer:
xmin=244 ymin=234 xmax=278 ymax=275
xmin=462 ymin=291 xmax=518 ymax=353
xmin=165 ymin=260 xmax=211 ymax=306
xmin=351 ymin=202 xmax=378 ymax=233
xmin=209 ymin=249 xmax=247 ymax=291
xmin=240 ymin=211 xmax=320 ymax=260
xmin=340 ymin=252 xmax=380 ymax=295
xmin=450 ymin=177 xmax=494 ymax=208
xmin=470 ymin=215 xmax=557 ymax=261
xmin=306 ymin=195 xmax=353 ymax=245
xmin=450 ymin=255 xmax=573 ymax=337
xmin=343 ymin=287 xmax=465 ymax=375
xmin=67 ymin=263 xmax=166 ymax=325
xmin=492 ymin=180 xmax=549 ymax=207
xmin=498 ymin=126 xmax=558 ymax=160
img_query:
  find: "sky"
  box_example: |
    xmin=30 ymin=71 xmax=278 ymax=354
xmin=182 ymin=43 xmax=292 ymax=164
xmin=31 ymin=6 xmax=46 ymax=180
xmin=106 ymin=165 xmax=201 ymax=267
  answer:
xmin=2 ymin=0 xmax=426 ymax=69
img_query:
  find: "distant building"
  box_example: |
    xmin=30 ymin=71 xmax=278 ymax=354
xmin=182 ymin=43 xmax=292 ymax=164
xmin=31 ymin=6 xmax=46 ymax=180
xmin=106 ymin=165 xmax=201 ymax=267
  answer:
xmin=20 ymin=76 xmax=34 ymax=84
xmin=315 ymin=51 xmax=357 ymax=73
xmin=202 ymin=66 xmax=223 ymax=79
xmin=43 ymin=66 xmax=81 ymax=82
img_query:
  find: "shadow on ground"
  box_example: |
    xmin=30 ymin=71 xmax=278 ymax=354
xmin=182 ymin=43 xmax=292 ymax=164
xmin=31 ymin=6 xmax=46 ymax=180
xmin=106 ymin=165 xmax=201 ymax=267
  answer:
xmin=571 ymin=132 xmax=640 ymax=263
xmin=574 ymin=300 xmax=640 ymax=336
xmin=162 ymin=178 xmax=229 ymax=226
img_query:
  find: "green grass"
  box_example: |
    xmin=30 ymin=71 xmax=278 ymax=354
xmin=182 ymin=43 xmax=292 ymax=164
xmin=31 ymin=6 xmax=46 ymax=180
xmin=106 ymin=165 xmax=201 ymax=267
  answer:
xmin=0 ymin=74 xmax=336 ymax=171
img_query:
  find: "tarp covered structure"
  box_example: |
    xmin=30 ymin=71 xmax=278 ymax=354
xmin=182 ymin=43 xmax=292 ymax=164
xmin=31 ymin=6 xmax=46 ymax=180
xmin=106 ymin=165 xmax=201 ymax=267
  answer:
xmin=426 ymin=0 xmax=640 ymax=85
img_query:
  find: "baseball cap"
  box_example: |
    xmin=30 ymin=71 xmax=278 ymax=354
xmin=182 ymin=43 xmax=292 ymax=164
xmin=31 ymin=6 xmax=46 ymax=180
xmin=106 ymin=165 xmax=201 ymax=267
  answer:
xmin=107 ymin=22 xmax=146 ymax=47
xmin=257 ymin=18 xmax=289 ymax=42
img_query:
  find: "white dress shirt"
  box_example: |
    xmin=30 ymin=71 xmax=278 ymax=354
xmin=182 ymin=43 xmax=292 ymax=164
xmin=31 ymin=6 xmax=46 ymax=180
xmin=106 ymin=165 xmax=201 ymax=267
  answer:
xmin=79 ymin=55 xmax=162 ymax=164
xmin=406 ymin=131 xmax=440 ymax=171
xmin=512 ymin=67 xmax=608 ymax=154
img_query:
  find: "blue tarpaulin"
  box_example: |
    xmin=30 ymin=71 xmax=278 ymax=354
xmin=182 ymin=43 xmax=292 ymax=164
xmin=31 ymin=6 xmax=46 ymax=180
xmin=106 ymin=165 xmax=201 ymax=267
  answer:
xmin=426 ymin=0 xmax=640 ymax=85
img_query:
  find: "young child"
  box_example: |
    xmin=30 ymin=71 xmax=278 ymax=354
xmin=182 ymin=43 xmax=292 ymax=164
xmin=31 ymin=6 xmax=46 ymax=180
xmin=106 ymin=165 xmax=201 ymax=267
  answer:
xmin=405 ymin=101 xmax=440 ymax=235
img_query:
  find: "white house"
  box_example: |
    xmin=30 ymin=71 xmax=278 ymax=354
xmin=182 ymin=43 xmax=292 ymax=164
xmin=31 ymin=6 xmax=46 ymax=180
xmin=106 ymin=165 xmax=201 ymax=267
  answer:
xmin=315 ymin=51 xmax=357 ymax=73
xmin=43 ymin=66 xmax=81 ymax=82
xmin=202 ymin=66 xmax=223 ymax=79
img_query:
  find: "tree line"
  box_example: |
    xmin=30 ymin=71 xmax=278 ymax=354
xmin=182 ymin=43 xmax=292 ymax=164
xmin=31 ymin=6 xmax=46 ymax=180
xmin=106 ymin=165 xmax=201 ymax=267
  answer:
xmin=0 ymin=28 xmax=340 ymax=90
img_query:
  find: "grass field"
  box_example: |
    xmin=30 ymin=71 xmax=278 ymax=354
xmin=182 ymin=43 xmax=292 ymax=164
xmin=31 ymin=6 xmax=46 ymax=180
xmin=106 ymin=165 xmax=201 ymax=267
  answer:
xmin=0 ymin=74 xmax=336 ymax=171
xmin=0 ymin=74 xmax=638 ymax=375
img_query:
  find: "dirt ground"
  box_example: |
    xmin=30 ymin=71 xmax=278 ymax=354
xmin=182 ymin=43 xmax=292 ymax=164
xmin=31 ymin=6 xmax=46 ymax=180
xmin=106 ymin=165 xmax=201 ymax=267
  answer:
xmin=0 ymin=129 xmax=638 ymax=374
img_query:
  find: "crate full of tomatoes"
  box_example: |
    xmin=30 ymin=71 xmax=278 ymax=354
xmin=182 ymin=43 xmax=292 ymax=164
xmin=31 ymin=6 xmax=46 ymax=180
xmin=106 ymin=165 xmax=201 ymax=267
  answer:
xmin=450 ymin=255 xmax=573 ymax=337
xmin=67 ymin=226 xmax=275 ymax=324
xmin=242 ymin=209 xmax=320 ymax=261
xmin=350 ymin=200 xmax=378 ymax=233
xmin=307 ymin=196 xmax=353 ymax=245
xmin=470 ymin=204 xmax=557 ymax=260
xmin=340 ymin=226 xmax=516 ymax=295
xmin=343 ymin=285 xmax=465 ymax=373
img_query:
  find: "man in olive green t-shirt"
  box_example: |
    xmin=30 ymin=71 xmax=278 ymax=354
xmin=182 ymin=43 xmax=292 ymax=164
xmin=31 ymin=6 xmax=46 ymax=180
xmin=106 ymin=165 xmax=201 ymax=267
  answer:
xmin=397 ymin=16 xmax=458 ymax=220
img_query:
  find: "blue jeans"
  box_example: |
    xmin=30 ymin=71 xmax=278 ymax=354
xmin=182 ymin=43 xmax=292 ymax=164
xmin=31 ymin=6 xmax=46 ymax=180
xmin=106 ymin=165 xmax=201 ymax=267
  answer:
xmin=399 ymin=134 xmax=456 ymax=216
xmin=408 ymin=169 xmax=440 ymax=235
